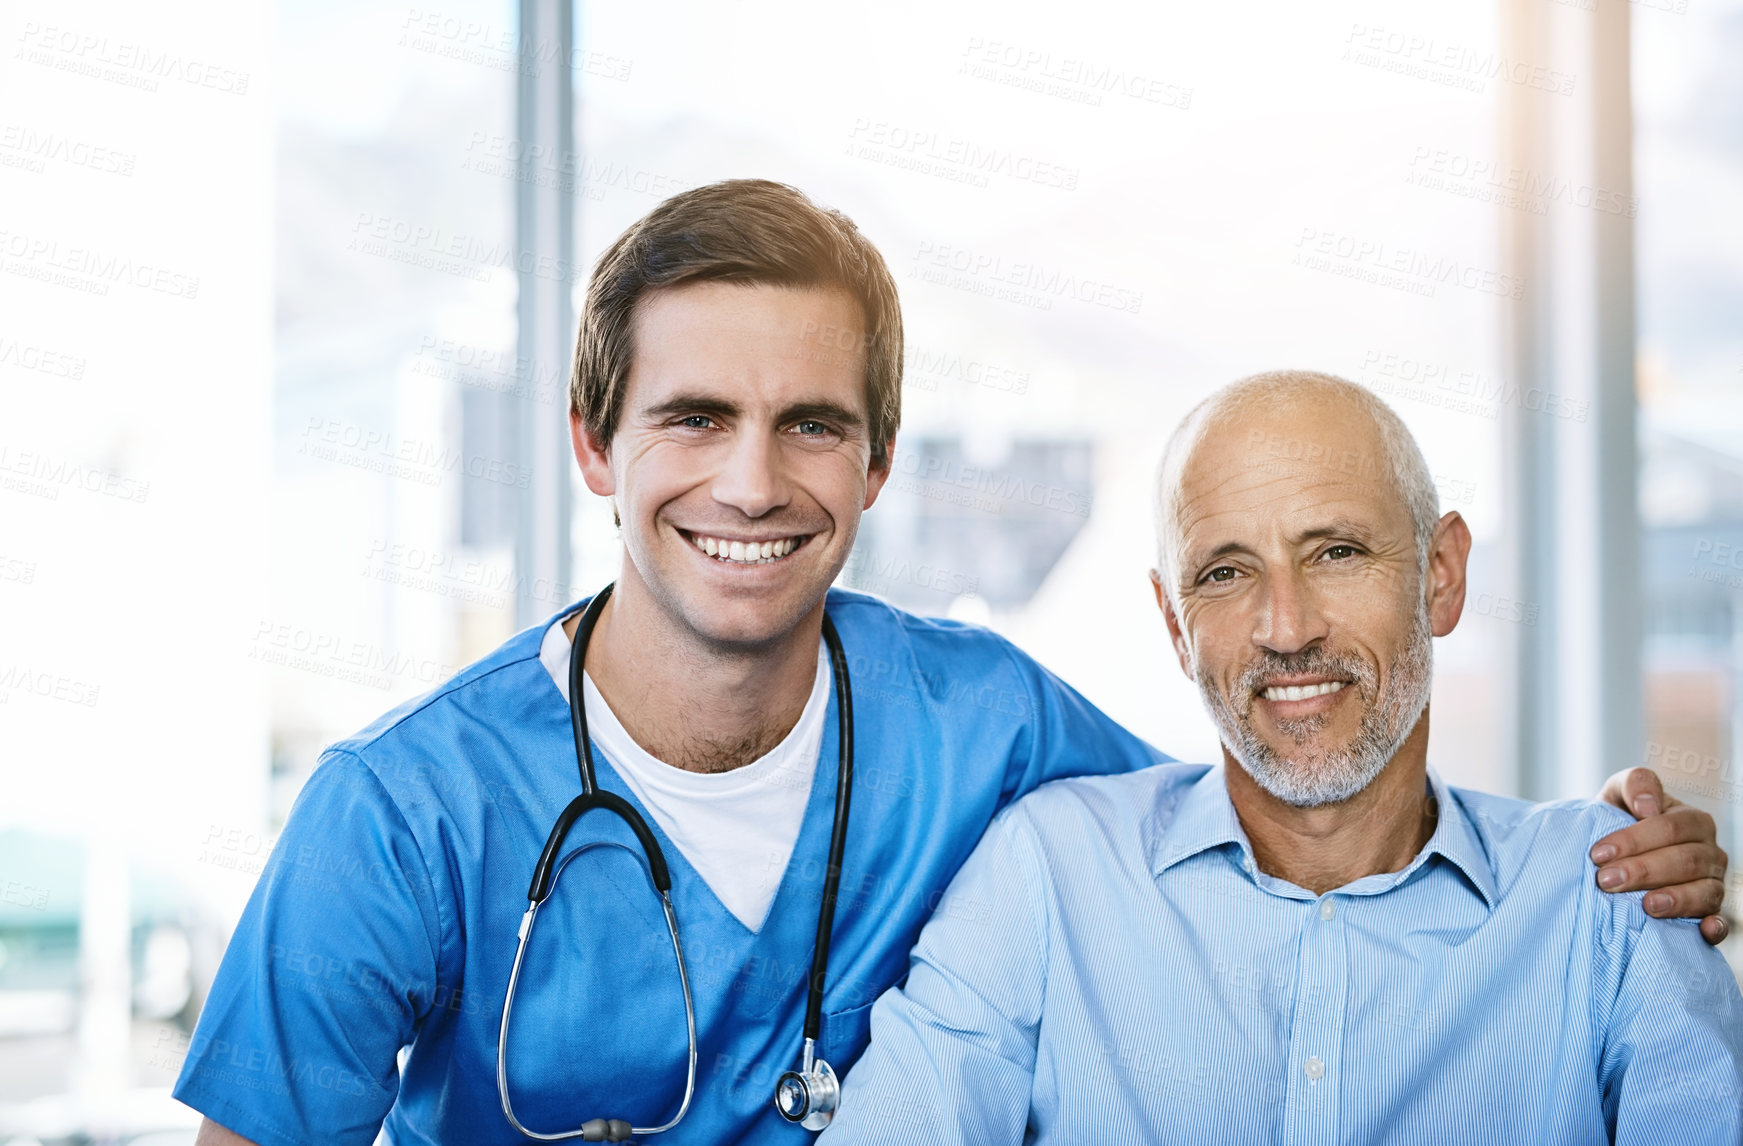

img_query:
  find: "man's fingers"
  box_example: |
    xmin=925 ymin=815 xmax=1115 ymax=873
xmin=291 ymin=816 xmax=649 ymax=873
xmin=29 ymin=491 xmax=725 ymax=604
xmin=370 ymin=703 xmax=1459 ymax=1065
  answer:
xmin=1700 ymin=915 xmax=1731 ymax=947
xmin=1598 ymin=765 xmax=1667 ymax=820
xmin=1636 ymin=877 xmax=1726 ymax=922
xmin=1589 ymin=805 xmax=1719 ymax=864
xmin=1597 ymin=841 xmax=1727 ymax=894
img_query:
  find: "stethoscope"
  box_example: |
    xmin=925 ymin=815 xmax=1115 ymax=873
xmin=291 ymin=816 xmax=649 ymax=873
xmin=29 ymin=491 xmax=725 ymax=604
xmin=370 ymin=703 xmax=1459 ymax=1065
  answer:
xmin=497 ymin=582 xmax=856 ymax=1141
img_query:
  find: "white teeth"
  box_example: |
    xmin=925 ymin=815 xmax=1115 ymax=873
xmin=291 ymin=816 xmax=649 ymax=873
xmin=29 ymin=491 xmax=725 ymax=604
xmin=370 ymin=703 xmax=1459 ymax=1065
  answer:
xmin=1262 ymin=681 xmax=1347 ymax=702
xmin=687 ymin=534 xmax=805 ymax=564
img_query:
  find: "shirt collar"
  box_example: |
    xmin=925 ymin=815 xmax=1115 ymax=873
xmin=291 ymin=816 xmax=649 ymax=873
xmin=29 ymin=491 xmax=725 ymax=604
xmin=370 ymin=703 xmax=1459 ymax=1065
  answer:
xmin=1148 ymin=764 xmax=1499 ymax=910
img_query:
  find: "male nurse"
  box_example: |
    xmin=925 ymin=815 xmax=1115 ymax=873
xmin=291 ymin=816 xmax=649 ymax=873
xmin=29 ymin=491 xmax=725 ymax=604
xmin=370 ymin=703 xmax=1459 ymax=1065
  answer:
xmin=177 ymin=182 xmax=1729 ymax=1145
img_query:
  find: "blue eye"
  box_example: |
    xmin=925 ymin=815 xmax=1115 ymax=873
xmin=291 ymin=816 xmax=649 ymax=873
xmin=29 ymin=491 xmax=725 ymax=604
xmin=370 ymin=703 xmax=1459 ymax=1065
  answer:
xmin=680 ymin=415 xmax=714 ymax=429
xmin=796 ymin=421 xmax=829 ymax=436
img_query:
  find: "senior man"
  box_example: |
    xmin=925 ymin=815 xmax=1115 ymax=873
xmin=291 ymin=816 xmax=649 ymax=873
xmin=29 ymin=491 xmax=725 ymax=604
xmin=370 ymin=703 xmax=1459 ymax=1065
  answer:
xmin=822 ymin=371 xmax=1743 ymax=1145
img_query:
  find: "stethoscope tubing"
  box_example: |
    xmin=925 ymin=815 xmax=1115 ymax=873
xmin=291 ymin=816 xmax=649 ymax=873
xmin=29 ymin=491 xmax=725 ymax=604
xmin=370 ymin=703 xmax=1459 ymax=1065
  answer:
xmin=497 ymin=583 xmax=852 ymax=1139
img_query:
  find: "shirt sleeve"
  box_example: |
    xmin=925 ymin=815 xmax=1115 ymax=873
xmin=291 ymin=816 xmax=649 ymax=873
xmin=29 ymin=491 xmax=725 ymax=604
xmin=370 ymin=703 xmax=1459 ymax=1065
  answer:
xmin=1596 ymin=892 xmax=1743 ymax=1144
xmin=821 ymin=806 xmax=1047 ymax=1146
xmin=172 ymin=750 xmax=444 ymax=1146
xmin=1000 ymin=639 xmax=1170 ymax=806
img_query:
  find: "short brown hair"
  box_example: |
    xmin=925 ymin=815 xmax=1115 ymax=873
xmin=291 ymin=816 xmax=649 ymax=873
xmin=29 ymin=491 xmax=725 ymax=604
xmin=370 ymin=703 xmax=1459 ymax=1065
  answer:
xmin=571 ymin=179 xmax=903 ymax=468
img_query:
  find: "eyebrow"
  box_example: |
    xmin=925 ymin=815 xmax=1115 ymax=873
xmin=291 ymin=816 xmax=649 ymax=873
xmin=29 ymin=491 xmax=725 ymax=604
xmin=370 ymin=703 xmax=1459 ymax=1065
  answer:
xmin=1184 ymin=517 xmax=1381 ymax=575
xmin=1290 ymin=517 xmax=1381 ymax=548
xmin=640 ymin=392 xmax=742 ymax=421
xmin=782 ymin=400 xmax=866 ymax=432
xmin=639 ymin=393 xmax=866 ymax=433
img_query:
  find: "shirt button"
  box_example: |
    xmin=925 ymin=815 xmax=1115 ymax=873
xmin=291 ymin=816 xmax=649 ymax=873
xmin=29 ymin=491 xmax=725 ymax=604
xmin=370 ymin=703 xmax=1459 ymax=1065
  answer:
xmin=1319 ymin=899 xmax=1336 ymax=921
xmin=1304 ymin=1055 xmax=1325 ymax=1081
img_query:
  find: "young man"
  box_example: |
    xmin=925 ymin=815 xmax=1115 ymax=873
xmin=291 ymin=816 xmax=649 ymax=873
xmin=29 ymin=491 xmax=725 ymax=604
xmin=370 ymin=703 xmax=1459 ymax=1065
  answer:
xmin=177 ymin=185 xmax=1727 ymax=1145
xmin=822 ymin=373 xmax=1742 ymax=1144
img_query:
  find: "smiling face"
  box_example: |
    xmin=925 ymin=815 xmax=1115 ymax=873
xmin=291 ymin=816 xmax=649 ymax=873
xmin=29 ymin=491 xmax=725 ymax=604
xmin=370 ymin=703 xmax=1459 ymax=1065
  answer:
xmin=574 ymin=281 xmax=889 ymax=651
xmin=1157 ymin=391 xmax=1443 ymax=807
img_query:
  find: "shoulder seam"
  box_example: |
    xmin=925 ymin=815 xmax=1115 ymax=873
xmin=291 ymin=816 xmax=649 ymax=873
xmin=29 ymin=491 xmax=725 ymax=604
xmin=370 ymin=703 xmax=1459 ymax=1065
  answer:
xmin=340 ymin=650 xmax=548 ymax=756
xmin=997 ymin=633 xmax=1042 ymax=796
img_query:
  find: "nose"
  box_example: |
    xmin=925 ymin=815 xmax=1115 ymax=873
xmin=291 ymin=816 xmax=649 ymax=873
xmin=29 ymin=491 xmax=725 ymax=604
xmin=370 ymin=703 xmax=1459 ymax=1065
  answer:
xmin=710 ymin=429 xmax=790 ymax=519
xmin=1253 ymin=567 xmax=1329 ymax=656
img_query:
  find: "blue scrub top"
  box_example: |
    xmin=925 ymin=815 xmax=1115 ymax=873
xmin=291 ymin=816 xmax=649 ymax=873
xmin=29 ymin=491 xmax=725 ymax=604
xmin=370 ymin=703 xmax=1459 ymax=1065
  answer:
xmin=173 ymin=590 xmax=1168 ymax=1145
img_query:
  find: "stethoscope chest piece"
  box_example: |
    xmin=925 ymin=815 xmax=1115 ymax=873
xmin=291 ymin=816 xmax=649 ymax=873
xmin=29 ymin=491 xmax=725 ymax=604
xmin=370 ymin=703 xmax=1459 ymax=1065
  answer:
xmin=774 ymin=1038 xmax=839 ymax=1131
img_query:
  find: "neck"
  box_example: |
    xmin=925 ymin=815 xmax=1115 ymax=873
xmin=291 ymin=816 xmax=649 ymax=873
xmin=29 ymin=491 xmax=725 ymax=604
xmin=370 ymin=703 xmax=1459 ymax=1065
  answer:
xmin=564 ymin=568 xmax=822 ymax=775
xmin=1224 ymin=712 xmax=1436 ymax=895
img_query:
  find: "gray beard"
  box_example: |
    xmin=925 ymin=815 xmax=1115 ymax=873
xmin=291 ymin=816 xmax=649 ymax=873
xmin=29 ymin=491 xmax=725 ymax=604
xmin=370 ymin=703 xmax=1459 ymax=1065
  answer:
xmin=1197 ymin=605 xmax=1434 ymax=808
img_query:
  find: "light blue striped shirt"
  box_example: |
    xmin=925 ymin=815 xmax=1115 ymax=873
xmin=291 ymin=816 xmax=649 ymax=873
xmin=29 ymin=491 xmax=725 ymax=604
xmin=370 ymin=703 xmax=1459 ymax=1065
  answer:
xmin=822 ymin=763 xmax=1743 ymax=1145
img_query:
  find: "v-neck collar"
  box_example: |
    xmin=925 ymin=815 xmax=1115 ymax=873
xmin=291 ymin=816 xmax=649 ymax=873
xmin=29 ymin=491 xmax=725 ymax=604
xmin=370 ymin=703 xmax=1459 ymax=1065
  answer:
xmin=535 ymin=598 xmax=845 ymax=1019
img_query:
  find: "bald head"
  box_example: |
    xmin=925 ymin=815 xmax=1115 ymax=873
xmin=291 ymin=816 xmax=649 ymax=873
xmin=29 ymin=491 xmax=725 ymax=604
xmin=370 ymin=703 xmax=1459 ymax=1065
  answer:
xmin=1153 ymin=370 xmax=1439 ymax=604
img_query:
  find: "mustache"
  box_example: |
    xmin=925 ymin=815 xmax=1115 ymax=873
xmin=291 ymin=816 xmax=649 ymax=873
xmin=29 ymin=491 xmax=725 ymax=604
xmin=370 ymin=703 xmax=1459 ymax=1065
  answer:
xmin=1232 ymin=647 xmax=1375 ymax=710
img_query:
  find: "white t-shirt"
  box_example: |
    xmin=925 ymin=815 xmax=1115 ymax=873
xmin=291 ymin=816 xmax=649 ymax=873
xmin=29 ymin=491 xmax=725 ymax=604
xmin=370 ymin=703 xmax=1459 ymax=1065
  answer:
xmin=538 ymin=618 xmax=825 ymax=932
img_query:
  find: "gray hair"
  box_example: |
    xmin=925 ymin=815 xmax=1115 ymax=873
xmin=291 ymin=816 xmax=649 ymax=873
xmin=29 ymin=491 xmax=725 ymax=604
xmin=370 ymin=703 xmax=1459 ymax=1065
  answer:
xmin=1153 ymin=370 xmax=1440 ymax=602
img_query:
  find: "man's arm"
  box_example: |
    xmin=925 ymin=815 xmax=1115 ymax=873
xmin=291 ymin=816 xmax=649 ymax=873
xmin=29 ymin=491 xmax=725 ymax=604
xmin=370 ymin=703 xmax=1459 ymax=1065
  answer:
xmin=1000 ymin=642 xmax=1172 ymax=803
xmin=173 ymin=750 xmax=441 ymax=1145
xmin=194 ymin=1119 xmax=255 ymax=1146
xmin=821 ymin=809 xmax=1046 ymax=1146
xmin=1592 ymin=767 xmax=1730 ymax=944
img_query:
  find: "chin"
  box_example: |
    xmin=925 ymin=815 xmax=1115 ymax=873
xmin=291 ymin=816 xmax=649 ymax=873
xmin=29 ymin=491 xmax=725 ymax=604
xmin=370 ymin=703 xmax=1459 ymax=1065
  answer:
xmin=674 ymin=585 xmax=818 ymax=649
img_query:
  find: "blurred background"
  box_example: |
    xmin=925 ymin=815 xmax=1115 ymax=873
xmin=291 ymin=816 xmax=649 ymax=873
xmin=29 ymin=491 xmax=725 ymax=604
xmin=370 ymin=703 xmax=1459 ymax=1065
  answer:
xmin=1 ymin=0 xmax=1740 ymax=1139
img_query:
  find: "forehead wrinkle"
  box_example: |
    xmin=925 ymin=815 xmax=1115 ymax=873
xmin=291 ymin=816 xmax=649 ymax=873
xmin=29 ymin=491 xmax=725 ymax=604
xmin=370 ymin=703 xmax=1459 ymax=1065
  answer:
xmin=1178 ymin=474 xmax=1383 ymax=573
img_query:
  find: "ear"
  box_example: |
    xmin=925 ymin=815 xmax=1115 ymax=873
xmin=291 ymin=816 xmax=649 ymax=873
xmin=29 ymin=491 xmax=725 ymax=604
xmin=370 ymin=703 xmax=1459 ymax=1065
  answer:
xmin=1425 ymin=510 xmax=1472 ymax=638
xmin=862 ymin=438 xmax=895 ymax=511
xmin=1150 ymin=569 xmax=1193 ymax=678
xmin=571 ymin=409 xmax=615 ymax=498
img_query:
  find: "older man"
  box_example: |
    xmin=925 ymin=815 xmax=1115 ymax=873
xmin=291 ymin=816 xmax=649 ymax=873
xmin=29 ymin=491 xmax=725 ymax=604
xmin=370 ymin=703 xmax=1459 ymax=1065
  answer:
xmin=821 ymin=371 xmax=1743 ymax=1145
